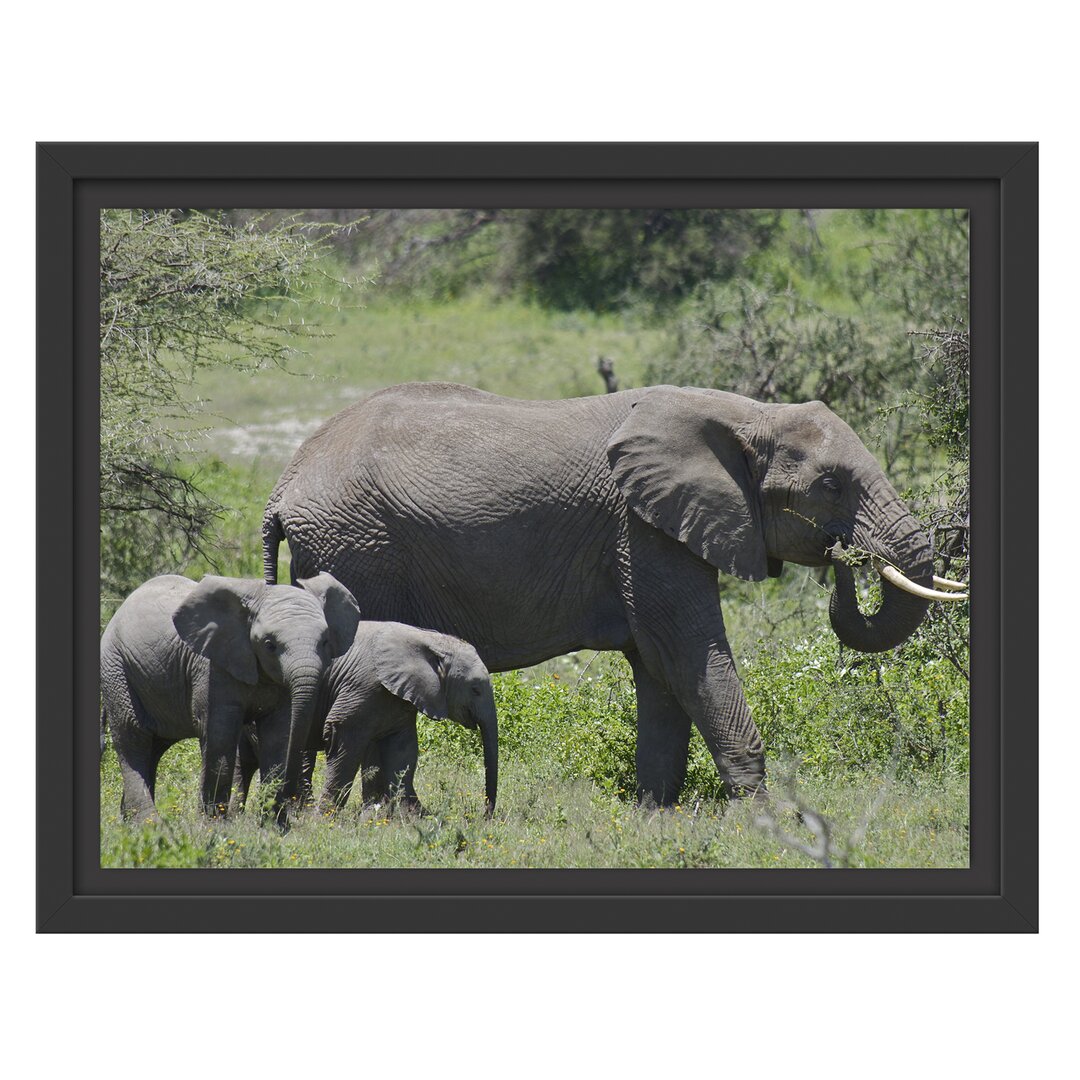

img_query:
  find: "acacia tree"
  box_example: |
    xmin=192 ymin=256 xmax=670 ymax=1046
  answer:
xmin=100 ymin=208 xmax=355 ymax=604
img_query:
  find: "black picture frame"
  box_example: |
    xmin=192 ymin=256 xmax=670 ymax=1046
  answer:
xmin=37 ymin=142 xmax=1038 ymax=933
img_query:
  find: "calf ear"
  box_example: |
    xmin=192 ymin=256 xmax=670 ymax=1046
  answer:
xmin=373 ymin=631 xmax=450 ymax=720
xmin=605 ymin=386 xmax=768 ymax=581
xmin=173 ymin=576 xmax=261 ymax=685
xmin=298 ymin=573 xmax=361 ymax=656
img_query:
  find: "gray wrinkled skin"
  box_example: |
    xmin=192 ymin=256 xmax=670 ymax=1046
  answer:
xmin=264 ymin=383 xmax=934 ymax=804
xmin=237 ymin=622 xmax=498 ymax=817
xmin=100 ymin=573 xmax=359 ymax=821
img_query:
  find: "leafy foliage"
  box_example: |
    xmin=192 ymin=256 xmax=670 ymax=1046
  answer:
xmin=745 ymin=631 xmax=968 ymax=776
xmin=896 ymin=326 xmax=971 ymax=678
xmin=648 ymin=280 xmax=908 ymax=433
xmin=418 ymin=639 xmax=968 ymax=801
xmin=508 ymin=209 xmax=781 ymax=312
xmin=271 ymin=207 xmax=781 ymax=312
xmin=99 ymin=208 xmax=358 ymax=602
xmin=905 ymin=325 xmax=970 ymax=563
xmin=858 ymin=208 xmax=969 ymax=323
xmin=647 ymin=210 xmax=969 ymax=481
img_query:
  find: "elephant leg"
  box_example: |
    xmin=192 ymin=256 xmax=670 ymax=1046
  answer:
xmin=253 ymin=708 xmax=293 ymax=795
xmin=358 ymin=739 xmax=388 ymax=806
xmin=619 ymin=518 xmax=766 ymax=800
xmin=378 ymin=721 xmax=423 ymax=815
xmin=106 ymin=685 xmax=159 ymax=822
xmin=625 ymin=651 xmax=692 ymax=806
xmin=199 ymin=707 xmax=243 ymax=817
xmin=667 ymin=635 xmax=766 ymax=799
xmin=320 ymin=720 xmax=368 ymax=813
xmin=298 ymin=749 xmax=318 ymax=807
xmin=231 ymin=725 xmax=260 ymax=813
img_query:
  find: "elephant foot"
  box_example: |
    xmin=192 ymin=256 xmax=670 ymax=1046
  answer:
xmin=271 ymin=795 xmax=308 ymax=832
xmin=635 ymin=788 xmax=680 ymax=810
xmin=390 ymin=795 xmax=426 ymax=818
xmin=705 ymin=729 xmax=766 ymax=798
xmin=121 ymin=804 xmax=161 ymax=826
xmin=718 ymin=760 xmax=768 ymax=802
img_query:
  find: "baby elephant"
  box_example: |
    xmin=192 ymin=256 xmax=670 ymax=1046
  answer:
xmin=240 ymin=622 xmax=498 ymax=817
xmin=100 ymin=573 xmax=359 ymax=822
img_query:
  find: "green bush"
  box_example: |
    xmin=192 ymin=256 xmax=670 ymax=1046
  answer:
xmin=419 ymin=662 xmax=641 ymax=799
xmin=417 ymin=632 xmax=968 ymax=806
xmin=744 ymin=630 xmax=968 ymax=778
xmin=303 ymin=207 xmax=782 ymax=312
xmin=509 ymin=209 xmax=782 ymax=312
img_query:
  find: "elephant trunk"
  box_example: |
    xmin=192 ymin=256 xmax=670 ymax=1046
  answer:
xmin=476 ymin=691 xmax=499 ymax=817
xmin=278 ymin=661 xmax=324 ymax=821
xmin=828 ymin=485 xmax=935 ymax=653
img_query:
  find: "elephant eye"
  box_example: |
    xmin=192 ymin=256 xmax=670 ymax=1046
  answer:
xmin=471 ymin=685 xmax=483 ymax=697
xmin=822 ymin=475 xmax=842 ymax=495
xmin=263 ymin=637 xmax=278 ymax=652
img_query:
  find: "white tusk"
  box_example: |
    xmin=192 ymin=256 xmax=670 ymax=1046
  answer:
xmin=879 ymin=563 xmax=969 ymax=601
xmin=933 ymin=575 xmax=968 ymax=592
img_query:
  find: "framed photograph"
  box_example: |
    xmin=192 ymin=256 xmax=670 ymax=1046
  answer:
xmin=38 ymin=142 xmax=1037 ymax=932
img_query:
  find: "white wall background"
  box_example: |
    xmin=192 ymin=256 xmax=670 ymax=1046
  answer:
xmin=3 ymin=5 xmax=1068 ymax=1076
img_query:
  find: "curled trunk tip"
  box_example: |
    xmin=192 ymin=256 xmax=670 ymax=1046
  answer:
xmin=829 ymin=556 xmax=932 ymax=654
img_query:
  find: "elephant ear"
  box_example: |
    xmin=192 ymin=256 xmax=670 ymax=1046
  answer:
xmin=605 ymin=387 xmax=768 ymax=581
xmin=373 ymin=629 xmax=451 ymax=720
xmin=172 ymin=576 xmax=262 ymax=685
xmin=297 ymin=573 xmax=361 ymax=657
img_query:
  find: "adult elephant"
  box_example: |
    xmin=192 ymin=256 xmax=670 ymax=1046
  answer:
xmin=263 ymin=383 xmax=967 ymax=804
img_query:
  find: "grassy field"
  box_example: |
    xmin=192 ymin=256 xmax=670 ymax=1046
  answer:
xmin=102 ymin=219 xmax=969 ymax=870
xmin=101 ymin=746 xmax=968 ymax=870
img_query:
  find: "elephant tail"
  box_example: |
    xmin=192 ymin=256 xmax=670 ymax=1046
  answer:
xmin=262 ymin=508 xmax=285 ymax=585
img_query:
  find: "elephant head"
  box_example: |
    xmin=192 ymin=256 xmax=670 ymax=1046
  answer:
xmin=173 ymin=573 xmax=360 ymax=813
xmin=607 ymin=387 xmax=966 ymax=654
xmin=373 ymin=630 xmax=499 ymax=815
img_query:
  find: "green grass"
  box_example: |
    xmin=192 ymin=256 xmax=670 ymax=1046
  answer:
xmin=99 ymin=743 xmax=968 ymax=870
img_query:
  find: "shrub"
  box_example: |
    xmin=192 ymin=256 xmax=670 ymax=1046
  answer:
xmin=743 ymin=630 xmax=968 ymax=778
xmin=509 ymin=209 xmax=781 ymax=312
xmin=100 ymin=208 xmax=359 ymax=606
xmin=417 ymin=634 xmax=968 ymax=806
